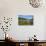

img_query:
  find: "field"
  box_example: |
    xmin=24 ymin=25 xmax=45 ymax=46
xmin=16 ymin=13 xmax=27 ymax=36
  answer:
xmin=18 ymin=17 xmax=33 ymax=25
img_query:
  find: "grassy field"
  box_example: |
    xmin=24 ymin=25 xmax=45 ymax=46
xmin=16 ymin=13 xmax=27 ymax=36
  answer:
xmin=18 ymin=17 xmax=33 ymax=25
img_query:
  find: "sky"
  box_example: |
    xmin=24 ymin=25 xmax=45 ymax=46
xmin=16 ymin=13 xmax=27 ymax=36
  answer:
xmin=19 ymin=15 xmax=33 ymax=19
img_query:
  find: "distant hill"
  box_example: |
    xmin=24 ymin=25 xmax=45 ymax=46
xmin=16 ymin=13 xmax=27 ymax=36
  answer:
xmin=19 ymin=17 xmax=27 ymax=20
xmin=18 ymin=17 xmax=32 ymax=20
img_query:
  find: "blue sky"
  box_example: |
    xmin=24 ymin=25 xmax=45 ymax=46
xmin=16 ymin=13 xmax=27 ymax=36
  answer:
xmin=19 ymin=15 xmax=33 ymax=19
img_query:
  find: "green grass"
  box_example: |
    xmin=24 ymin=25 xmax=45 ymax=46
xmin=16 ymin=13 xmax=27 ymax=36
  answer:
xmin=18 ymin=20 xmax=33 ymax=25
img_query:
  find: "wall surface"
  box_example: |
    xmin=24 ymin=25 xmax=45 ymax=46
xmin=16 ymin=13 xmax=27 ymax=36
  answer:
xmin=0 ymin=0 xmax=46 ymax=40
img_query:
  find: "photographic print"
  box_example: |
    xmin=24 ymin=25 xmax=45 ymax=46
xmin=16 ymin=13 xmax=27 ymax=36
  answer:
xmin=18 ymin=15 xmax=33 ymax=25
